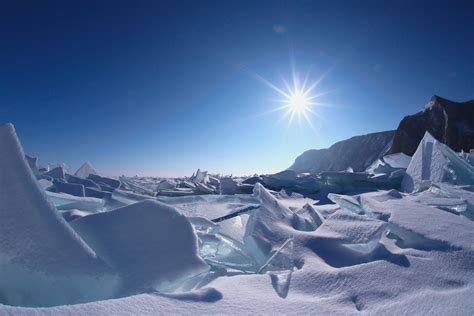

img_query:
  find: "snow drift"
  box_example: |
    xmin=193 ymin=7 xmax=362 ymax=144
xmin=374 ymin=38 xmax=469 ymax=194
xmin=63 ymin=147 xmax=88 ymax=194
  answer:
xmin=0 ymin=123 xmax=118 ymax=307
xmin=71 ymin=200 xmax=209 ymax=294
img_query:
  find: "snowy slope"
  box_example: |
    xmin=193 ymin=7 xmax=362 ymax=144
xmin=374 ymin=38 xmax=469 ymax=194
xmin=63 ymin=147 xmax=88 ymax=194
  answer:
xmin=289 ymin=130 xmax=395 ymax=173
xmin=71 ymin=200 xmax=209 ymax=295
xmin=0 ymin=123 xmax=118 ymax=307
xmin=2 ymin=183 xmax=473 ymax=314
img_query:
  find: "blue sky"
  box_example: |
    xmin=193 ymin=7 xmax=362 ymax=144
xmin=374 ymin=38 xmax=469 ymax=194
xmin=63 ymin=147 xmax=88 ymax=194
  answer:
xmin=1 ymin=0 xmax=473 ymax=177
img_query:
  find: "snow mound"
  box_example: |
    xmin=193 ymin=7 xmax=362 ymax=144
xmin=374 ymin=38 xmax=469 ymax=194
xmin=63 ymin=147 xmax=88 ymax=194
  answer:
xmin=71 ymin=200 xmax=209 ymax=294
xmin=0 ymin=123 xmax=118 ymax=307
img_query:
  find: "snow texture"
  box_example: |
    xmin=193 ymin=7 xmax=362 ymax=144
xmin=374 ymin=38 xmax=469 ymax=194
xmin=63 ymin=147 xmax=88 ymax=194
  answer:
xmin=1 ymin=121 xmax=474 ymax=314
xmin=0 ymin=123 xmax=118 ymax=307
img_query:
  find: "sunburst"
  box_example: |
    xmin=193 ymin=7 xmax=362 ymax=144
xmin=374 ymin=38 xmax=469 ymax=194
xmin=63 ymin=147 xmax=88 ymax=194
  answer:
xmin=265 ymin=69 xmax=330 ymax=129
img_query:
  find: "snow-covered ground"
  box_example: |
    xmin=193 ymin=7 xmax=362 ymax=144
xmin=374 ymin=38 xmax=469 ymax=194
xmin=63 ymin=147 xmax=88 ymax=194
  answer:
xmin=1 ymin=123 xmax=474 ymax=315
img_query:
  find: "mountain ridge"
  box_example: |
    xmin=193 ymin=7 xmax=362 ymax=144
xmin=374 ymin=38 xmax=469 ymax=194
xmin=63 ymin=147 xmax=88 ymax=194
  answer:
xmin=288 ymin=95 xmax=474 ymax=174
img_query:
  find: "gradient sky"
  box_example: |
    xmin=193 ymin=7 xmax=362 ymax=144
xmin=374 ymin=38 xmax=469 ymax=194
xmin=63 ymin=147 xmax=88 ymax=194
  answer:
xmin=1 ymin=0 xmax=473 ymax=177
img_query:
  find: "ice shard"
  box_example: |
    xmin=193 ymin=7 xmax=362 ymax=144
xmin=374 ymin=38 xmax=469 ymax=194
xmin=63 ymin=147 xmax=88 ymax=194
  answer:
xmin=44 ymin=166 xmax=66 ymax=180
xmin=243 ymin=184 xmax=295 ymax=265
xmin=89 ymin=174 xmax=121 ymax=189
xmin=74 ymin=162 xmax=98 ymax=179
xmin=402 ymin=132 xmax=474 ymax=193
xmin=53 ymin=179 xmax=86 ymax=197
xmin=293 ymin=203 xmax=324 ymax=231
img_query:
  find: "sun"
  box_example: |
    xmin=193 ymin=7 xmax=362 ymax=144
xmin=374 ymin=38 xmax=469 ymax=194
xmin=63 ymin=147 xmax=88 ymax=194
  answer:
xmin=271 ymin=72 xmax=324 ymax=128
xmin=286 ymin=90 xmax=310 ymax=114
xmin=247 ymin=65 xmax=332 ymax=129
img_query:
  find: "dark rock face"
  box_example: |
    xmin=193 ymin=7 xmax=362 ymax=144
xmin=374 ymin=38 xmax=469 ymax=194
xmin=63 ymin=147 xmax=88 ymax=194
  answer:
xmin=389 ymin=96 xmax=474 ymax=156
xmin=289 ymin=131 xmax=395 ymax=173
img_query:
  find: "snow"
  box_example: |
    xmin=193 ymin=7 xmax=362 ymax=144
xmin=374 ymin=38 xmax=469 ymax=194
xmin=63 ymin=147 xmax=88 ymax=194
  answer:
xmin=1 ymin=122 xmax=474 ymax=314
xmin=71 ymin=200 xmax=209 ymax=295
xmin=0 ymin=123 xmax=118 ymax=307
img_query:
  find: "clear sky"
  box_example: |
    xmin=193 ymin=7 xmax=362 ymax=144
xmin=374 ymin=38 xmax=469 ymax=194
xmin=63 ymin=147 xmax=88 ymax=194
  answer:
xmin=1 ymin=0 xmax=473 ymax=177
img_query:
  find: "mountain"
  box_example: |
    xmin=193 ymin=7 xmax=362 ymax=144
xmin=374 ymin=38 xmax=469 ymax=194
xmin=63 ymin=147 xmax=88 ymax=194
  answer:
xmin=389 ymin=95 xmax=474 ymax=155
xmin=288 ymin=95 xmax=474 ymax=174
xmin=289 ymin=130 xmax=395 ymax=173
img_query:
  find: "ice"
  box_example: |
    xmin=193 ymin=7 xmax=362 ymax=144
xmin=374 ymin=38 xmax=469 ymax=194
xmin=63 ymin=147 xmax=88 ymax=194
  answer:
xmin=119 ymin=176 xmax=155 ymax=196
xmin=71 ymin=200 xmax=209 ymax=294
xmin=44 ymin=166 xmax=66 ymax=180
xmin=88 ymin=174 xmax=121 ymax=189
xmin=262 ymin=170 xmax=321 ymax=194
xmin=60 ymin=209 xmax=93 ymax=222
xmin=38 ymin=178 xmax=53 ymax=190
xmin=219 ymin=177 xmax=239 ymax=194
xmin=53 ymin=179 xmax=86 ymax=197
xmin=156 ymin=179 xmax=177 ymax=192
xmin=158 ymin=188 xmax=196 ymax=196
xmin=402 ymin=132 xmax=474 ymax=192
xmin=293 ymin=203 xmax=324 ymax=231
xmin=406 ymin=188 xmax=469 ymax=216
xmin=195 ymin=182 xmax=216 ymax=194
xmin=85 ymin=187 xmax=112 ymax=199
xmin=0 ymin=123 xmax=118 ymax=307
xmin=257 ymin=237 xmax=294 ymax=273
xmin=243 ymin=184 xmax=295 ymax=265
xmin=67 ymin=174 xmax=101 ymax=189
xmin=158 ymin=194 xmax=260 ymax=220
xmin=191 ymin=168 xmax=209 ymax=183
xmin=196 ymin=231 xmax=258 ymax=272
xmin=382 ymin=152 xmax=411 ymax=169
xmin=74 ymin=162 xmax=98 ymax=179
xmin=111 ymin=189 xmax=154 ymax=205
xmin=45 ymin=191 xmax=105 ymax=211
xmin=420 ymin=183 xmax=474 ymax=220
xmin=2 ymin=121 xmax=474 ymax=313
xmin=213 ymin=213 xmax=251 ymax=242
xmin=367 ymin=152 xmax=411 ymax=174
xmin=241 ymin=176 xmax=262 ymax=185
xmin=321 ymin=171 xmax=370 ymax=188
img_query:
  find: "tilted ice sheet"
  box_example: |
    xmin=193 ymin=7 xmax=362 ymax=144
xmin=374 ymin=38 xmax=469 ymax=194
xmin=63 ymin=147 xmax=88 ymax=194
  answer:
xmin=74 ymin=162 xmax=98 ymax=179
xmin=402 ymin=132 xmax=474 ymax=192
